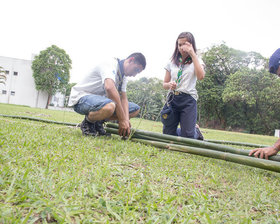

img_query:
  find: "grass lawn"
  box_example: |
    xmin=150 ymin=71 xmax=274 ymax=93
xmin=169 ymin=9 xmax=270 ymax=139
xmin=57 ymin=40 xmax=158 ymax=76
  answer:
xmin=0 ymin=103 xmax=279 ymax=223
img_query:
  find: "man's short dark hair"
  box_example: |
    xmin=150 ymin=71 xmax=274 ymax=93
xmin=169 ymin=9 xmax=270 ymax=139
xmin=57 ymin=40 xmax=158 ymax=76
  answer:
xmin=127 ymin=52 xmax=146 ymax=69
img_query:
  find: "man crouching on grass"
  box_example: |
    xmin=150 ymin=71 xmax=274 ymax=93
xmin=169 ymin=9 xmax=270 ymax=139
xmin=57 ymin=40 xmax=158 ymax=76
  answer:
xmin=249 ymin=48 xmax=280 ymax=159
xmin=68 ymin=52 xmax=146 ymax=137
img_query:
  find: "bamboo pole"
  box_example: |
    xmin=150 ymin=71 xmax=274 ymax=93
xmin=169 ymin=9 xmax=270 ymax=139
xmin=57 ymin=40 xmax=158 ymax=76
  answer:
xmin=2 ymin=114 xmax=279 ymax=165
xmin=131 ymin=138 xmax=280 ymax=173
xmin=205 ymin=139 xmax=269 ymax=148
xmin=0 ymin=114 xmax=77 ymax=126
xmin=106 ymin=124 xmax=280 ymax=162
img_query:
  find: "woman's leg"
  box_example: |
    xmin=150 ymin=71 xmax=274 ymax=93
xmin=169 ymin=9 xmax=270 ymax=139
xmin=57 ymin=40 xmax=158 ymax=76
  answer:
xmin=179 ymin=95 xmax=197 ymax=138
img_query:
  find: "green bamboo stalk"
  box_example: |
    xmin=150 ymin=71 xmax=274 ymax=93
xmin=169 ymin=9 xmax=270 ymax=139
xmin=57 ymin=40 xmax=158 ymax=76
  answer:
xmin=132 ymin=132 xmax=280 ymax=162
xmin=105 ymin=127 xmax=119 ymax=135
xmin=0 ymin=114 xmax=77 ymax=126
xmin=205 ymin=139 xmax=269 ymax=148
xmin=133 ymin=133 xmax=173 ymax=143
xmin=132 ymin=138 xmax=280 ymax=173
xmin=106 ymin=123 xmax=280 ymax=162
xmin=2 ymin=115 xmax=278 ymax=163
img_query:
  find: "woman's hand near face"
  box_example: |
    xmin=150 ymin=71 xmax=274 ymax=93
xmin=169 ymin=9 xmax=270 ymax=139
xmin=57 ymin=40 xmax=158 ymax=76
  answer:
xmin=182 ymin=42 xmax=195 ymax=57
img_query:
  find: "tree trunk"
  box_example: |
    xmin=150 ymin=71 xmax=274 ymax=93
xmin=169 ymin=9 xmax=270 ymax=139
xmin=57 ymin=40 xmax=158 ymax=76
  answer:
xmin=46 ymin=93 xmax=51 ymax=109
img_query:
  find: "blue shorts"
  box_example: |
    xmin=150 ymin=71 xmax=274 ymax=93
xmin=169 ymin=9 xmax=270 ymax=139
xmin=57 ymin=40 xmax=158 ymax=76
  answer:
xmin=73 ymin=94 xmax=140 ymax=116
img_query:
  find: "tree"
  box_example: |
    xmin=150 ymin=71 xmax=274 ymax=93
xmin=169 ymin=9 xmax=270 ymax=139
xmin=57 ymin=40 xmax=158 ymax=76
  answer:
xmin=223 ymin=68 xmax=280 ymax=134
xmin=127 ymin=77 xmax=166 ymax=121
xmin=32 ymin=45 xmax=72 ymax=108
xmin=197 ymin=43 xmax=267 ymax=128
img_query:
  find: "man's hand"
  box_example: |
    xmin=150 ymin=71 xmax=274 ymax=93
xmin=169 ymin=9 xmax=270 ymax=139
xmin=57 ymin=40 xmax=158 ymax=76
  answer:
xmin=118 ymin=119 xmax=131 ymax=137
xmin=249 ymin=147 xmax=279 ymax=160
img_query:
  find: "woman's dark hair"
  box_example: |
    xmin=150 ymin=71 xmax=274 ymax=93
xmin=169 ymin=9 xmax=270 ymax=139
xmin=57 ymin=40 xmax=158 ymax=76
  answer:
xmin=127 ymin=52 xmax=146 ymax=69
xmin=171 ymin=32 xmax=197 ymax=66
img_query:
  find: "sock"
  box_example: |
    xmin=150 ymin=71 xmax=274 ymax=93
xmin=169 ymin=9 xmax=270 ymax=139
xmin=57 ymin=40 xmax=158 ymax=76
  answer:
xmin=85 ymin=115 xmax=95 ymax=124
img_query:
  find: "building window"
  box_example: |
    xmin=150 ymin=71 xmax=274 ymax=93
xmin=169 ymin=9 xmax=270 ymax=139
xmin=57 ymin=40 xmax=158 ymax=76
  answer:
xmin=5 ymin=70 xmax=9 ymax=75
xmin=11 ymin=91 xmax=15 ymax=96
xmin=14 ymin=71 xmax=18 ymax=76
xmin=2 ymin=90 xmax=7 ymax=94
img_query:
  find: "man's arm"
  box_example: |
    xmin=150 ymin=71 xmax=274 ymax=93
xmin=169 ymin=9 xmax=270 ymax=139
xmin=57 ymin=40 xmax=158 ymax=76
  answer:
xmin=249 ymin=138 xmax=280 ymax=159
xmin=120 ymin=92 xmax=129 ymax=122
xmin=104 ymin=78 xmax=130 ymax=137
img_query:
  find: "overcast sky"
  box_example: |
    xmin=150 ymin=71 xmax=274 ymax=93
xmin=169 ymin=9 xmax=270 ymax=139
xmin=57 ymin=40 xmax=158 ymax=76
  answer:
xmin=1 ymin=0 xmax=279 ymax=83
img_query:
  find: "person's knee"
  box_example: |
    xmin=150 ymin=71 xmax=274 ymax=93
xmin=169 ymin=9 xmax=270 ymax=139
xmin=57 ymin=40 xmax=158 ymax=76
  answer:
xmin=88 ymin=102 xmax=115 ymax=121
xmin=104 ymin=102 xmax=116 ymax=114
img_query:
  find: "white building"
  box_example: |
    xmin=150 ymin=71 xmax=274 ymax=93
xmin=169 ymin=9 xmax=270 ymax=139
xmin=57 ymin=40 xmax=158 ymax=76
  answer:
xmin=0 ymin=56 xmax=49 ymax=108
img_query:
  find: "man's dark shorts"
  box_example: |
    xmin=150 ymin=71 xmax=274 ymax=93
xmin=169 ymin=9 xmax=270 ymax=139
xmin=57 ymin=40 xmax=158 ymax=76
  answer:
xmin=73 ymin=94 xmax=140 ymax=115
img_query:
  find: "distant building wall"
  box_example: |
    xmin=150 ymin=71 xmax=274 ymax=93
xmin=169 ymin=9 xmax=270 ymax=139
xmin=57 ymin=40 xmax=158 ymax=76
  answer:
xmin=0 ymin=56 xmax=48 ymax=108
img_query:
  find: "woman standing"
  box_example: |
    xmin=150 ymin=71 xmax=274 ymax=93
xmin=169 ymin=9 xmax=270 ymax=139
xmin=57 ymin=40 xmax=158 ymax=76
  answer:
xmin=162 ymin=32 xmax=205 ymax=139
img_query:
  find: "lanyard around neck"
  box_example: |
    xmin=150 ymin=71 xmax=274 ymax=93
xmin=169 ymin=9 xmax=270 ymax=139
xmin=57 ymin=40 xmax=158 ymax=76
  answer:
xmin=176 ymin=56 xmax=192 ymax=84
